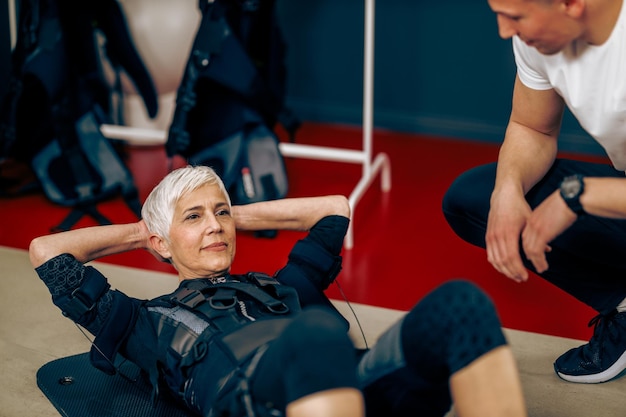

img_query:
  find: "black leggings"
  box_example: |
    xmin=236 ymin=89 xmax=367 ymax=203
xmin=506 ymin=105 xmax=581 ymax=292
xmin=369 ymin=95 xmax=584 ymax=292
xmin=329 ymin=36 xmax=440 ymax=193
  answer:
xmin=250 ymin=281 xmax=506 ymax=417
xmin=250 ymin=307 xmax=358 ymax=410
xmin=360 ymin=280 xmax=506 ymax=417
xmin=442 ymin=158 xmax=626 ymax=314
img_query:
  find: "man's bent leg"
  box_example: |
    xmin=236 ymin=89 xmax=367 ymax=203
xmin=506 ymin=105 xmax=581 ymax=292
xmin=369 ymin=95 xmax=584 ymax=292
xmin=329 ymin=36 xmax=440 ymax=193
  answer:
xmin=443 ymin=159 xmax=626 ymax=383
xmin=442 ymin=163 xmax=496 ymax=249
xmin=442 ymin=159 xmax=626 ymax=312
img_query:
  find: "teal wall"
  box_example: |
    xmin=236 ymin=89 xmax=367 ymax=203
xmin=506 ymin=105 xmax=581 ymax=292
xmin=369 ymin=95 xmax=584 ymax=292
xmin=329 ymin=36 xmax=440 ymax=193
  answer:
xmin=277 ymin=1 xmax=604 ymax=156
xmin=1 ymin=0 xmax=11 ymax=102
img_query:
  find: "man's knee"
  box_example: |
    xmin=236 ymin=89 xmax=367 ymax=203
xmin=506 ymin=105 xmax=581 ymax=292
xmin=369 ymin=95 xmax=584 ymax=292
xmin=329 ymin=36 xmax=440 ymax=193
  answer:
xmin=442 ymin=163 xmax=496 ymax=218
xmin=442 ymin=163 xmax=496 ymax=247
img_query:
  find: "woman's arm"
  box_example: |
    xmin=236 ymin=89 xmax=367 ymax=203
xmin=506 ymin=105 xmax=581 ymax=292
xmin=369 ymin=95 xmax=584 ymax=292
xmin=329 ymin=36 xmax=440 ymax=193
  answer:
xmin=450 ymin=345 xmax=527 ymax=417
xmin=231 ymin=195 xmax=350 ymax=232
xmin=29 ymin=221 xmax=151 ymax=268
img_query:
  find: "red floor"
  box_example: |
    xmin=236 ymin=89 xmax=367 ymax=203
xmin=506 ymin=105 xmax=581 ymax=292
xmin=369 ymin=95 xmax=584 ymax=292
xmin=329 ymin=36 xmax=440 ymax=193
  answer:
xmin=0 ymin=122 xmax=609 ymax=341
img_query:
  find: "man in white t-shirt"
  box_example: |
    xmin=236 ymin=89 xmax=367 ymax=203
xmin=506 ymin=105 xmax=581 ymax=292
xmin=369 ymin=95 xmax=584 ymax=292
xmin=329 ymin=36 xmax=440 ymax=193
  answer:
xmin=442 ymin=0 xmax=626 ymax=384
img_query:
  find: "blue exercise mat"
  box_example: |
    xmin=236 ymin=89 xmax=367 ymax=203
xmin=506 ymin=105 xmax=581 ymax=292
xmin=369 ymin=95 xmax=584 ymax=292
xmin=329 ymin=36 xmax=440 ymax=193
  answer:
xmin=37 ymin=353 xmax=194 ymax=417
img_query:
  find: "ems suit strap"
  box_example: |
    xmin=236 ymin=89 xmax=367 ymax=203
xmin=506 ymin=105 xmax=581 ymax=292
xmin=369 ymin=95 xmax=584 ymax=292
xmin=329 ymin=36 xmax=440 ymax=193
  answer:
xmin=58 ymin=266 xmax=140 ymax=375
xmin=216 ymin=282 xmax=290 ymax=314
xmin=90 ymin=290 xmax=140 ymax=375
xmin=172 ymin=281 xmax=291 ymax=316
xmin=289 ymin=239 xmax=342 ymax=290
xmin=246 ymin=272 xmax=277 ymax=286
xmin=59 ymin=266 xmax=110 ymax=320
xmin=170 ymin=285 xmax=206 ymax=308
xmin=246 ymin=272 xmax=291 ymax=296
xmin=278 ymin=240 xmax=349 ymax=330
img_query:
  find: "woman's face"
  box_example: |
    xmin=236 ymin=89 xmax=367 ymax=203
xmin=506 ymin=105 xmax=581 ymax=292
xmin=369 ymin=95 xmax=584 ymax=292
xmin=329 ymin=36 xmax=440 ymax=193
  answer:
xmin=163 ymin=183 xmax=236 ymax=280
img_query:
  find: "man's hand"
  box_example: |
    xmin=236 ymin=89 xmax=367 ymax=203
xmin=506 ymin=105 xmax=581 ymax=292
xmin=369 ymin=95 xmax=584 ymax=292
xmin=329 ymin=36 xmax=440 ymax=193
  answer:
xmin=521 ymin=190 xmax=576 ymax=274
xmin=486 ymin=191 xmax=532 ymax=283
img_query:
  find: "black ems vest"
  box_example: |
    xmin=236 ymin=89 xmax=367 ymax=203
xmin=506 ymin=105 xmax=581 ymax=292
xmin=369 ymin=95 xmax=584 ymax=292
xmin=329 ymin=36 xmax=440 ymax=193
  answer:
xmin=144 ymin=272 xmax=301 ymax=416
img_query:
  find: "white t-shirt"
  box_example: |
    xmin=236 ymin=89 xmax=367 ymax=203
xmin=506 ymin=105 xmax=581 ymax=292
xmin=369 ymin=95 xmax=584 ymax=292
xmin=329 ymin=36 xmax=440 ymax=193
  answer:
xmin=513 ymin=3 xmax=626 ymax=170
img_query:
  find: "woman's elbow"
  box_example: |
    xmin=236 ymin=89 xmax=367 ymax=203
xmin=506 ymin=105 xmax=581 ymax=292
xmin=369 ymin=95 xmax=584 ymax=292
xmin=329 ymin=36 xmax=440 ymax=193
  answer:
xmin=331 ymin=195 xmax=351 ymax=219
xmin=29 ymin=236 xmax=52 ymax=268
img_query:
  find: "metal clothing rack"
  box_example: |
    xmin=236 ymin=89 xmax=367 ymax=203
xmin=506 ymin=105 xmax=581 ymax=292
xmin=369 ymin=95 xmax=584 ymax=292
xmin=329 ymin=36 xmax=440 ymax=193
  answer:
xmin=100 ymin=0 xmax=391 ymax=249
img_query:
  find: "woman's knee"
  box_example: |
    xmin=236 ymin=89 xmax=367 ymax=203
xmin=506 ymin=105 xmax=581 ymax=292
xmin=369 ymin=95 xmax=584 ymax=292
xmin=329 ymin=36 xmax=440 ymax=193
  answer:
xmin=286 ymin=307 xmax=351 ymax=349
xmin=406 ymin=280 xmax=504 ymax=336
xmin=277 ymin=307 xmax=359 ymax=404
xmin=402 ymin=280 xmax=507 ymax=376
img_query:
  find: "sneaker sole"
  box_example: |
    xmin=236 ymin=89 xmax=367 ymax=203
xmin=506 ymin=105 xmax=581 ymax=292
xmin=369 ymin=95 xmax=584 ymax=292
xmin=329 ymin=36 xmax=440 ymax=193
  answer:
xmin=556 ymin=349 xmax=626 ymax=383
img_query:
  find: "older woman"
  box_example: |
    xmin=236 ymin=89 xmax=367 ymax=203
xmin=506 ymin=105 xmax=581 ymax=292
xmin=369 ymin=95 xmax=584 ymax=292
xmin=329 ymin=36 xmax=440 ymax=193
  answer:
xmin=30 ymin=165 xmax=526 ymax=417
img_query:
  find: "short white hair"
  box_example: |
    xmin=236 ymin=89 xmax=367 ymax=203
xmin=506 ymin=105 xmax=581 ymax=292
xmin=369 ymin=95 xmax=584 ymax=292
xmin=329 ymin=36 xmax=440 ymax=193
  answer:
xmin=141 ymin=165 xmax=231 ymax=240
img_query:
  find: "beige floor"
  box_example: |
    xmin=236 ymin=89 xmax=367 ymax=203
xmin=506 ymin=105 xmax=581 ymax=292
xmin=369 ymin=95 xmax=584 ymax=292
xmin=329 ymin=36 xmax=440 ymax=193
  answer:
xmin=1 ymin=245 xmax=626 ymax=417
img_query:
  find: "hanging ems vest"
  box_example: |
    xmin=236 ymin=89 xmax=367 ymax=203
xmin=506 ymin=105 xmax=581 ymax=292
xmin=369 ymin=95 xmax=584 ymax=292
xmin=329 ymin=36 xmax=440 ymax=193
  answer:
xmin=144 ymin=272 xmax=301 ymax=416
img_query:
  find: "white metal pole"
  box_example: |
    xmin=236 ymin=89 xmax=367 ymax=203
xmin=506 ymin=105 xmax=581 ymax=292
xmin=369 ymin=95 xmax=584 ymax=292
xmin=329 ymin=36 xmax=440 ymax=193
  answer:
xmin=100 ymin=0 xmax=389 ymax=250
xmin=8 ymin=0 xmax=16 ymax=50
xmin=362 ymin=0 xmax=375 ymax=177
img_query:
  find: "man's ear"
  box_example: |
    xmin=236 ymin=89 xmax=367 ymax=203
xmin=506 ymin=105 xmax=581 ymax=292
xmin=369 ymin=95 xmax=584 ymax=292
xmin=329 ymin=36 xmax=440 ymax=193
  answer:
xmin=149 ymin=234 xmax=172 ymax=261
xmin=562 ymin=0 xmax=585 ymax=18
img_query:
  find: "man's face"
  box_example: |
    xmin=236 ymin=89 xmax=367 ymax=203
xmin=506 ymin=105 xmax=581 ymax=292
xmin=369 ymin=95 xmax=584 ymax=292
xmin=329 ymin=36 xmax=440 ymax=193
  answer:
xmin=488 ymin=0 xmax=580 ymax=55
xmin=165 ymin=183 xmax=236 ymax=280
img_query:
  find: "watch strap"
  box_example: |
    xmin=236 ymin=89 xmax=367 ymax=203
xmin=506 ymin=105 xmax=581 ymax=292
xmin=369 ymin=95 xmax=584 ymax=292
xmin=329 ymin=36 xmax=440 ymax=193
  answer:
xmin=560 ymin=174 xmax=585 ymax=216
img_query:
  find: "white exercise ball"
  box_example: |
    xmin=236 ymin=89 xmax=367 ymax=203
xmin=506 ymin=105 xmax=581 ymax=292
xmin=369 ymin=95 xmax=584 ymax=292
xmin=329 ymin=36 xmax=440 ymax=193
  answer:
xmin=119 ymin=0 xmax=200 ymax=95
xmin=102 ymin=0 xmax=201 ymax=135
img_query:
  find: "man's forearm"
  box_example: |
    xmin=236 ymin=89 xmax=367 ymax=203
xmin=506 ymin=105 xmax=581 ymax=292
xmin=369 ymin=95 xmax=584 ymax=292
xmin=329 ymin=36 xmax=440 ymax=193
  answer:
xmin=495 ymin=76 xmax=563 ymax=198
xmin=494 ymin=122 xmax=558 ymax=198
xmin=580 ymin=177 xmax=626 ymax=218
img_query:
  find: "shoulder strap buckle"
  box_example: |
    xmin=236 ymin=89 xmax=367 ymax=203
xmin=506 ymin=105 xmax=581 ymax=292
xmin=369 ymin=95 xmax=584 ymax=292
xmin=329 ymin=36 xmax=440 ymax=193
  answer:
xmin=171 ymin=287 xmax=206 ymax=308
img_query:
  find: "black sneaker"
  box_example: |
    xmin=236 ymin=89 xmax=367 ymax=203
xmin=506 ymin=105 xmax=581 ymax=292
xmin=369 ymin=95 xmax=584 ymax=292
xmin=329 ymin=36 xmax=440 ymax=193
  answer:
xmin=554 ymin=310 xmax=626 ymax=383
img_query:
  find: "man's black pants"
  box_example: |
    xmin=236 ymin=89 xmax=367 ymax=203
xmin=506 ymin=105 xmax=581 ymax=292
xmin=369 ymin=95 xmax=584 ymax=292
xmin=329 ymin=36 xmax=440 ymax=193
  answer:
xmin=442 ymin=158 xmax=626 ymax=314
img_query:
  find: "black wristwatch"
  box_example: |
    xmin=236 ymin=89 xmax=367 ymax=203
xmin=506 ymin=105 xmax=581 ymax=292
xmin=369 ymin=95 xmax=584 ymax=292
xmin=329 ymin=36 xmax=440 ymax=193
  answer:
xmin=559 ymin=174 xmax=585 ymax=216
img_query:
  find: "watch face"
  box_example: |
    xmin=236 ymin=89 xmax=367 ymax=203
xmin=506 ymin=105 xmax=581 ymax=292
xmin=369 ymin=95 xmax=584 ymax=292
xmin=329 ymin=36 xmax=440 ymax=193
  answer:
xmin=561 ymin=177 xmax=582 ymax=199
